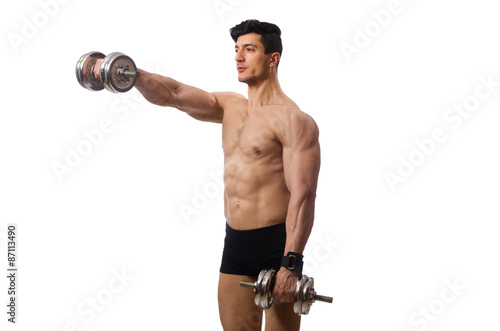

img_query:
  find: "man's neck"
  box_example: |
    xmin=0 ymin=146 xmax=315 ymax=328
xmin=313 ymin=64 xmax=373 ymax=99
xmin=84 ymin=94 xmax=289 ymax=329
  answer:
xmin=247 ymin=73 xmax=285 ymax=108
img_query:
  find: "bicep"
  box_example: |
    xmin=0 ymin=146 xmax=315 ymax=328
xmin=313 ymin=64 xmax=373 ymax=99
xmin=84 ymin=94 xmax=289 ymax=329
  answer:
xmin=282 ymin=116 xmax=321 ymax=195
xmin=174 ymin=84 xmax=223 ymax=123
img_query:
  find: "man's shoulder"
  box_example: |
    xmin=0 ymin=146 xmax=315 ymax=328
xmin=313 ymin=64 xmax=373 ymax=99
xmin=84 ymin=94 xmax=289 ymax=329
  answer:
xmin=271 ymin=102 xmax=319 ymax=139
xmin=275 ymin=101 xmax=317 ymax=126
xmin=212 ymin=91 xmax=247 ymax=105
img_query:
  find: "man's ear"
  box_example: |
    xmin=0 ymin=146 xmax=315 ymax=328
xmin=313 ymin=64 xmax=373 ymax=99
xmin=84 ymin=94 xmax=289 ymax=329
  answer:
xmin=269 ymin=52 xmax=281 ymax=68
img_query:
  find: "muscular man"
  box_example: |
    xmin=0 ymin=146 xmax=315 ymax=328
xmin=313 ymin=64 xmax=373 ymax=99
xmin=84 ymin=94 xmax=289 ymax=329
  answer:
xmin=134 ymin=20 xmax=320 ymax=331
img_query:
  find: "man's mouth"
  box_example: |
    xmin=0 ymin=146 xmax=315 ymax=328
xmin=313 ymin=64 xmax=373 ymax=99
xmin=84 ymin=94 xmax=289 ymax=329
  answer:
xmin=237 ymin=65 xmax=247 ymax=72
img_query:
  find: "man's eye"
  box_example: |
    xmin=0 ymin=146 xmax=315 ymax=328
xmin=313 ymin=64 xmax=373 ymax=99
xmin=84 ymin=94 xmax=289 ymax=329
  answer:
xmin=247 ymin=48 xmax=253 ymax=52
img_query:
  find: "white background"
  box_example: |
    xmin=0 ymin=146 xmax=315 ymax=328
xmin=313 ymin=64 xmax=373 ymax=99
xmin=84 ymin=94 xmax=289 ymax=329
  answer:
xmin=1 ymin=0 xmax=499 ymax=330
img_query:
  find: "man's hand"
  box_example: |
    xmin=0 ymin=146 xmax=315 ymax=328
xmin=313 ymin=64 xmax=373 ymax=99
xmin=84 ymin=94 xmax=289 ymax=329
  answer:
xmin=93 ymin=59 xmax=103 ymax=79
xmin=273 ymin=267 xmax=300 ymax=304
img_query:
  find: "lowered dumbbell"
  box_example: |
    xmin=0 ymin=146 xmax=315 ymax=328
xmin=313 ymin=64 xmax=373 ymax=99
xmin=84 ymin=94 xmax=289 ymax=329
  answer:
xmin=242 ymin=269 xmax=277 ymax=309
xmin=240 ymin=269 xmax=333 ymax=316
xmin=293 ymin=274 xmax=333 ymax=316
xmin=75 ymin=51 xmax=140 ymax=93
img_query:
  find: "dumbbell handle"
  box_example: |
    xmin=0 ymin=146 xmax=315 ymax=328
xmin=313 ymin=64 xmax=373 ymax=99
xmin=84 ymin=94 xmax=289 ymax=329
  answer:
xmin=240 ymin=281 xmax=333 ymax=303
xmin=309 ymin=293 xmax=333 ymax=304
xmin=117 ymin=68 xmax=140 ymax=78
xmin=240 ymin=280 xmax=257 ymax=289
xmin=92 ymin=60 xmax=140 ymax=80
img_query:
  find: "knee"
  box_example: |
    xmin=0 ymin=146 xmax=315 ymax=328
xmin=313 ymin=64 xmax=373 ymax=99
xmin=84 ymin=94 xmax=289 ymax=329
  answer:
xmin=220 ymin=311 xmax=262 ymax=331
xmin=236 ymin=311 xmax=262 ymax=331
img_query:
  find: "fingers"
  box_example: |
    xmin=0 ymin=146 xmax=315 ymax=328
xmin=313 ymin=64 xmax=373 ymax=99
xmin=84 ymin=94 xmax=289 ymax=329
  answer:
xmin=274 ymin=286 xmax=295 ymax=304
xmin=93 ymin=59 xmax=103 ymax=79
xmin=273 ymin=269 xmax=299 ymax=304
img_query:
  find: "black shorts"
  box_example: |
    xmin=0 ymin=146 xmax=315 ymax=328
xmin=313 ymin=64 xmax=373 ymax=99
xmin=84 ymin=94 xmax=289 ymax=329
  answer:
xmin=220 ymin=222 xmax=286 ymax=276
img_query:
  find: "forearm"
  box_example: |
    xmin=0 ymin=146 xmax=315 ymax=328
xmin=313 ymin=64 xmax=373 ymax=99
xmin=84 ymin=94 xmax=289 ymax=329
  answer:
xmin=284 ymin=193 xmax=316 ymax=255
xmin=134 ymin=69 xmax=179 ymax=107
xmin=134 ymin=69 xmax=222 ymax=122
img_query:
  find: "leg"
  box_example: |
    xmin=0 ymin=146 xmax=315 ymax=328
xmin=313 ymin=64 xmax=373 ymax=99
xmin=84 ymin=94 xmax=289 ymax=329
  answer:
xmin=265 ymin=302 xmax=301 ymax=331
xmin=218 ymin=273 xmax=263 ymax=331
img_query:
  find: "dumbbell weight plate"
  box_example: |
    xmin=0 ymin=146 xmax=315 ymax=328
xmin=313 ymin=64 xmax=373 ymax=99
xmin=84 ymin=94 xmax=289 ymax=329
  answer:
xmin=301 ymin=277 xmax=315 ymax=315
xmin=260 ymin=269 xmax=275 ymax=308
xmin=100 ymin=52 xmax=138 ymax=93
xmin=75 ymin=51 xmax=105 ymax=91
xmin=254 ymin=270 xmax=266 ymax=307
xmin=294 ymin=276 xmax=307 ymax=315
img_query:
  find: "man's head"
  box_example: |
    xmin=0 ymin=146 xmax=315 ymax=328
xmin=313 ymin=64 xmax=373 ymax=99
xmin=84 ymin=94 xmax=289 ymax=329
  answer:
xmin=230 ymin=20 xmax=282 ymax=84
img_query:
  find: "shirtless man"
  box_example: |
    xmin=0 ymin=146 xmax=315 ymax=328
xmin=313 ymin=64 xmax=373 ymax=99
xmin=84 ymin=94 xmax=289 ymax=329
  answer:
xmin=134 ymin=20 xmax=320 ymax=331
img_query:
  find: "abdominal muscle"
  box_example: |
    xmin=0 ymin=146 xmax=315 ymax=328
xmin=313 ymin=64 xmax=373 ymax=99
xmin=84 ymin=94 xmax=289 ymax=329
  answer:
xmin=223 ymin=153 xmax=290 ymax=230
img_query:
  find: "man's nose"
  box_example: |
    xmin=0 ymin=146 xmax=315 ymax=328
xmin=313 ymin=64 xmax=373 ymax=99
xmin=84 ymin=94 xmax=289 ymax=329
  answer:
xmin=235 ymin=50 xmax=244 ymax=63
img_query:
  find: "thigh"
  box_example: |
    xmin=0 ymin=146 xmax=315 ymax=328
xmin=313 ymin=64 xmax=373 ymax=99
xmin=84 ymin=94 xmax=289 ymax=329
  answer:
xmin=218 ymin=273 xmax=263 ymax=331
xmin=265 ymin=302 xmax=301 ymax=331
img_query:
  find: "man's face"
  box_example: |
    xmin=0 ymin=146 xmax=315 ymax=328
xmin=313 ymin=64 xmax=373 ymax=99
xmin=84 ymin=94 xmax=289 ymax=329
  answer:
xmin=234 ymin=33 xmax=271 ymax=84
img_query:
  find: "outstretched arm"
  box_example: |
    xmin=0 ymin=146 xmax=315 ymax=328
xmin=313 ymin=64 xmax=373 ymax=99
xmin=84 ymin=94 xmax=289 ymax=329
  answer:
xmin=134 ymin=69 xmax=223 ymax=123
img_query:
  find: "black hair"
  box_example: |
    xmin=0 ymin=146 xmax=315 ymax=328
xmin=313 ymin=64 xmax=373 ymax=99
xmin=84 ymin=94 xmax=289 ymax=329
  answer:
xmin=230 ymin=19 xmax=283 ymax=59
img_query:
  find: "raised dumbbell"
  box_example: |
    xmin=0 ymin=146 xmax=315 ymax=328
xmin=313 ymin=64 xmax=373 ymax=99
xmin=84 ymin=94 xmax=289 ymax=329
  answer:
xmin=240 ymin=269 xmax=333 ymax=316
xmin=75 ymin=51 xmax=140 ymax=93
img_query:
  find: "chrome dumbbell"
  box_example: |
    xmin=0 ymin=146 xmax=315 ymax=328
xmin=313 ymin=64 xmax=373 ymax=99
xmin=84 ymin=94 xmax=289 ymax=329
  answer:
xmin=242 ymin=269 xmax=276 ymax=308
xmin=75 ymin=51 xmax=140 ymax=93
xmin=293 ymin=274 xmax=333 ymax=316
xmin=240 ymin=269 xmax=333 ymax=315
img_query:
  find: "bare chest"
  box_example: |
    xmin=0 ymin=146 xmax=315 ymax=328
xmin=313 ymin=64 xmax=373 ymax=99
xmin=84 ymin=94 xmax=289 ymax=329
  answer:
xmin=222 ymin=111 xmax=282 ymax=160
